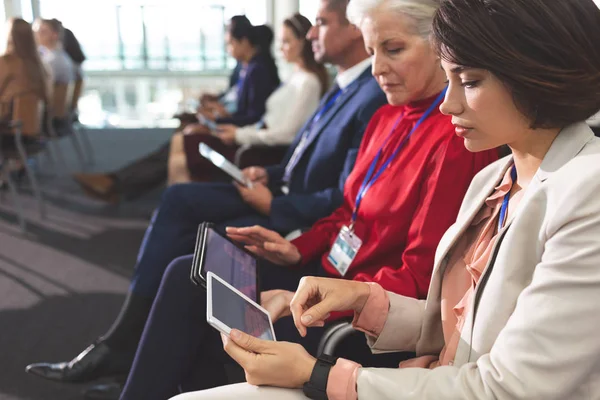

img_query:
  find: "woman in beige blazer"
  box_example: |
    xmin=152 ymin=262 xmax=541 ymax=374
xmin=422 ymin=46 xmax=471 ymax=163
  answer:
xmin=172 ymin=0 xmax=600 ymax=399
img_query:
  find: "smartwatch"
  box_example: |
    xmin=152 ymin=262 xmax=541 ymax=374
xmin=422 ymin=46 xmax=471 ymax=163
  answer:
xmin=302 ymin=354 xmax=338 ymax=400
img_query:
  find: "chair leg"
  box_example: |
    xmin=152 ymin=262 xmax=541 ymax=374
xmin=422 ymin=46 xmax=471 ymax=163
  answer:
xmin=69 ymin=131 xmax=87 ymax=171
xmin=2 ymin=165 xmax=27 ymax=232
xmin=15 ymin=131 xmax=46 ymax=219
xmin=75 ymin=124 xmax=95 ymax=166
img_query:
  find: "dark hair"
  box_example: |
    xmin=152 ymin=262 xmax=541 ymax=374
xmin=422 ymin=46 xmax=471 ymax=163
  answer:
xmin=228 ymin=15 xmax=252 ymax=35
xmin=324 ymin=0 xmax=350 ymax=24
xmin=432 ymin=0 xmax=600 ymax=129
xmin=63 ymin=28 xmax=86 ymax=65
xmin=284 ymin=13 xmax=329 ymax=95
xmin=251 ymin=25 xmax=280 ymax=87
xmin=40 ymin=18 xmax=63 ymax=37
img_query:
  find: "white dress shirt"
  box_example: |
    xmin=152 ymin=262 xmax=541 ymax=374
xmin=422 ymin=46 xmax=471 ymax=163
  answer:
xmin=39 ymin=45 xmax=75 ymax=84
xmin=234 ymin=69 xmax=323 ymax=146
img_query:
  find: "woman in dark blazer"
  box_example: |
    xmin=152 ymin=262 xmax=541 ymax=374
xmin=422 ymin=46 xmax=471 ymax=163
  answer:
xmin=181 ymin=22 xmax=281 ymax=181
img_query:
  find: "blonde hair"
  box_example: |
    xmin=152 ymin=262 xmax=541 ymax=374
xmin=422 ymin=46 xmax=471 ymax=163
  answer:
xmin=347 ymin=0 xmax=439 ymax=38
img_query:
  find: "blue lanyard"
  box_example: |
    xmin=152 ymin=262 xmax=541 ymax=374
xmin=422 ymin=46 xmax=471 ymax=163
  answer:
xmin=498 ymin=165 xmax=517 ymax=233
xmin=351 ymin=88 xmax=447 ymax=227
xmin=307 ymin=88 xmax=343 ymax=132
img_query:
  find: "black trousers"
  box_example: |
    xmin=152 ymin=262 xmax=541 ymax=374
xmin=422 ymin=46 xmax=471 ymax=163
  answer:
xmin=112 ymin=142 xmax=170 ymax=200
xmin=120 ymin=255 xmax=412 ymax=400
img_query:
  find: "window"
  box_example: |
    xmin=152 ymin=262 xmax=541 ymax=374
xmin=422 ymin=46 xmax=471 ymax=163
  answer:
xmin=299 ymin=0 xmax=320 ymax=23
xmin=38 ymin=0 xmax=268 ymax=72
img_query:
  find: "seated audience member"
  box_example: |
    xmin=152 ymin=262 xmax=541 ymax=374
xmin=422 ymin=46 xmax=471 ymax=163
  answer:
xmin=110 ymin=0 xmax=497 ymax=398
xmin=70 ymin=16 xmax=279 ymax=202
xmin=32 ymin=18 xmax=74 ymax=85
xmin=174 ymin=23 xmax=281 ymax=182
xmin=0 ymin=18 xmax=49 ymax=122
xmin=173 ymin=0 xmax=600 ymax=399
xmin=24 ymin=2 xmax=388 ymax=398
xmin=168 ymin=13 xmax=328 ymax=185
xmin=62 ymin=27 xmax=86 ymax=81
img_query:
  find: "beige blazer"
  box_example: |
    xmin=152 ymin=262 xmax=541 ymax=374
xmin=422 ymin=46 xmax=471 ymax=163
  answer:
xmin=358 ymin=121 xmax=600 ymax=399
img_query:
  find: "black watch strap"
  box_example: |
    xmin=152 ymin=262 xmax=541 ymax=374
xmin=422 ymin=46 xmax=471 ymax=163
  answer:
xmin=303 ymin=354 xmax=338 ymax=400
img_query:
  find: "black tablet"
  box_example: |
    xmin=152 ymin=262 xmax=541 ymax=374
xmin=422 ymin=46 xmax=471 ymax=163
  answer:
xmin=190 ymin=222 xmax=259 ymax=302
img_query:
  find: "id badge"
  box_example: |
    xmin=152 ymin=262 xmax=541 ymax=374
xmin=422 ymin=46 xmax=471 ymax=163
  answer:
xmin=327 ymin=225 xmax=363 ymax=277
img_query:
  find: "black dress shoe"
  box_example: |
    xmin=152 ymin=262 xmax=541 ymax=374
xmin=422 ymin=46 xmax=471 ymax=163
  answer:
xmin=25 ymin=342 xmax=130 ymax=383
xmin=83 ymin=382 xmax=123 ymax=400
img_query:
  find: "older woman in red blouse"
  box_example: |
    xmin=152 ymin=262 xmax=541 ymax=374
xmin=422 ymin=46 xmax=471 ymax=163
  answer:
xmin=227 ymin=1 xmax=498 ymax=305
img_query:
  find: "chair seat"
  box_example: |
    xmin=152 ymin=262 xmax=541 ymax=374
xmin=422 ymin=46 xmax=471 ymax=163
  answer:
xmin=0 ymin=132 xmax=46 ymax=156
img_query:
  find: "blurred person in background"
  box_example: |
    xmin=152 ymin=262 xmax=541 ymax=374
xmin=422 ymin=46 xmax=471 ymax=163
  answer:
xmin=173 ymin=23 xmax=281 ymax=182
xmin=0 ymin=18 xmax=50 ymax=121
xmin=32 ymin=18 xmax=74 ymax=85
xmin=70 ymin=16 xmax=280 ymax=203
xmin=62 ymin=26 xmax=86 ymax=81
xmin=168 ymin=13 xmax=329 ymax=185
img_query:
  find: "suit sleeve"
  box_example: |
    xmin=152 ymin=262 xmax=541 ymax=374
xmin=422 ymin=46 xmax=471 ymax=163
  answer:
xmin=353 ymin=172 xmax=600 ymax=400
xmin=216 ymin=63 xmax=274 ymax=127
xmin=268 ymin=97 xmax=384 ymax=233
xmin=352 ymin=133 xmax=492 ymax=299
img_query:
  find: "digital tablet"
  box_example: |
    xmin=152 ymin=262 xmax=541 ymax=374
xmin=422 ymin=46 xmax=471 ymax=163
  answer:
xmin=197 ymin=114 xmax=219 ymax=133
xmin=207 ymin=272 xmax=276 ymax=341
xmin=190 ymin=222 xmax=259 ymax=302
xmin=198 ymin=143 xmax=253 ymax=188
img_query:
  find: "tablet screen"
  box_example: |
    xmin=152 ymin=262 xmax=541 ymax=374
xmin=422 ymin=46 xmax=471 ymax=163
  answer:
xmin=203 ymin=228 xmax=257 ymax=300
xmin=211 ymin=276 xmax=274 ymax=341
xmin=199 ymin=143 xmax=251 ymax=187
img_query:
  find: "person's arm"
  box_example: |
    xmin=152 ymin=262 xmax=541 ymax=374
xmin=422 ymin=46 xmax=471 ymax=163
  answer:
xmin=216 ymin=63 xmax=275 ymax=127
xmin=267 ymin=98 xmax=383 ymax=233
xmin=328 ymin=162 xmax=600 ymax=400
xmin=352 ymin=133 xmax=496 ymax=299
xmin=235 ymin=75 xmax=321 ymax=146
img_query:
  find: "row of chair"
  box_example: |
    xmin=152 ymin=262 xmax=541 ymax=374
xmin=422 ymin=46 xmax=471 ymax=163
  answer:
xmin=0 ymin=79 xmax=93 ymax=232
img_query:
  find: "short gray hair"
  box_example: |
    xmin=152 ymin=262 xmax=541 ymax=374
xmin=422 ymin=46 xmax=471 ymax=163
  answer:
xmin=347 ymin=0 xmax=439 ymax=38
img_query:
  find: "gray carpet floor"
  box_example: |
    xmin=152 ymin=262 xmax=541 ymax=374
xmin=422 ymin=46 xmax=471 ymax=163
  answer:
xmin=0 ymin=128 xmax=172 ymax=400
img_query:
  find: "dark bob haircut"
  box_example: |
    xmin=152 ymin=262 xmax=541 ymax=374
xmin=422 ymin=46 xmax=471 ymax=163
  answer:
xmin=431 ymin=0 xmax=600 ymax=129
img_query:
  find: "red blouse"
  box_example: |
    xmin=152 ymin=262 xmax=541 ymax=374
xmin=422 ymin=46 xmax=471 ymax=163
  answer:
xmin=292 ymin=94 xmax=498 ymax=300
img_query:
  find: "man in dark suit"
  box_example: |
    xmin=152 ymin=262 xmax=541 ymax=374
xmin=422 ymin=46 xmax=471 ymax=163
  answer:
xmin=25 ymin=1 xmax=387 ymax=398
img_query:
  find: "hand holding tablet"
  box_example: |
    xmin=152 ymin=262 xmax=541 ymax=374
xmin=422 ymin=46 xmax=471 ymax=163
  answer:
xmin=198 ymin=143 xmax=253 ymax=188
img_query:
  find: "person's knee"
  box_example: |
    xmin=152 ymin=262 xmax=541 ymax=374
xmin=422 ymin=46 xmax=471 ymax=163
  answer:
xmin=159 ymin=255 xmax=195 ymax=293
xmin=170 ymin=132 xmax=184 ymax=151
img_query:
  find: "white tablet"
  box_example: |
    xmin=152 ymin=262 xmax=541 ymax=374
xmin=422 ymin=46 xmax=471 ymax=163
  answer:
xmin=198 ymin=143 xmax=253 ymax=188
xmin=206 ymin=272 xmax=276 ymax=341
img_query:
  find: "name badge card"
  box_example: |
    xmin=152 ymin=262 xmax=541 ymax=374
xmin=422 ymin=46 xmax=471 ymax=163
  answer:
xmin=327 ymin=226 xmax=362 ymax=277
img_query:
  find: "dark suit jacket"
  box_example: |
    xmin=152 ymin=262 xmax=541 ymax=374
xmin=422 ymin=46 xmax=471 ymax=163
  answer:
xmin=266 ymin=67 xmax=387 ymax=232
xmin=216 ymin=53 xmax=280 ymax=127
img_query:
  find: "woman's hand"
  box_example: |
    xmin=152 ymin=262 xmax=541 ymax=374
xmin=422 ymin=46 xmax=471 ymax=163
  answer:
xmin=290 ymin=277 xmax=371 ymax=337
xmin=234 ymin=183 xmax=274 ymax=216
xmin=217 ymin=124 xmax=237 ymax=145
xmin=260 ymin=290 xmax=295 ymax=323
xmin=222 ymin=330 xmax=316 ymax=388
xmin=183 ymin=123 xmax=210 ymax=136
xmin=226 ymin=226 xmax=302 ymax=266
